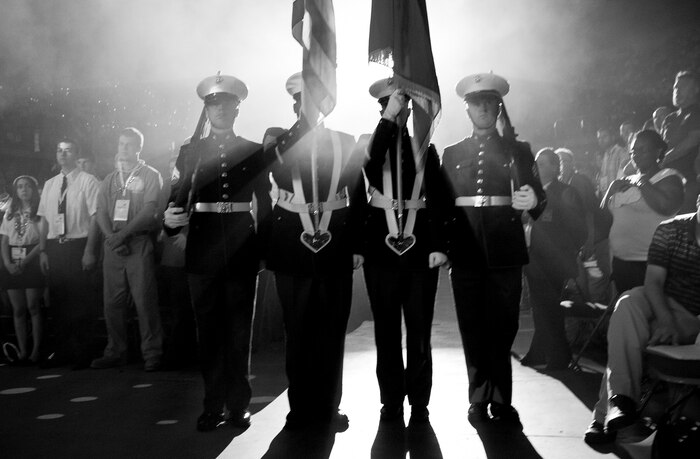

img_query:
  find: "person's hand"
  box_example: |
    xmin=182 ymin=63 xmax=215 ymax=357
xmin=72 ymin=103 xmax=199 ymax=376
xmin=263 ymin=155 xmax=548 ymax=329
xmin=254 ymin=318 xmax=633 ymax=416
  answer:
xmin=39 ymin=252 xmax=49 ymax=275
xmin=164 ymin=202 xmax=189 ymax=229
xmin=649 ymin=321 xmax=680 ymax=346
xmin=382 ymin=90 xmax=408 ymax=123
xmin=82 ymin=250 xmax=96 ymax=271
xmin=6 ymin=262 xmax=21 ymax=275
xmin=512 ymin=184 xmax=538 ymax=210
xmin=171 ymin=232 xmax=187 ymax=251
xmin=608 ymin=178 xmax=632 ymax=195
xmin=428 ymin=252 xmax=448 ymax=268
xmin=106 ymin=231 xmax=127 ymax=250
xmin=113 ymin=244 xmax=130 ymax=257
xmin=353 ymin=254 xmax=364 ymax=270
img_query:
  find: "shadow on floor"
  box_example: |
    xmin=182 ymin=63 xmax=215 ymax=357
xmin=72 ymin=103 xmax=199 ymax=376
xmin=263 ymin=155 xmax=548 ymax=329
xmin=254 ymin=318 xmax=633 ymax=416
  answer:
xmin=370 ymin=420 xmax=443 ymax=459
xmin=473 ymin=421 xmax=542 ymax=459
xmin=261 ymin=428 xmax=337 ymax=459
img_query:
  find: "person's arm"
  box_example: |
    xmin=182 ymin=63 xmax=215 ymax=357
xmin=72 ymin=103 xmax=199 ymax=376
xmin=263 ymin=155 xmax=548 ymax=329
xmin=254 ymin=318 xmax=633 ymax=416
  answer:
xmin=599 ymin=178 xmax=631 ymax=210
xmin=636 ymin=174 xmax=684 ymax=216
xmin=38 ymin=216 xmax=49 ymax=275
xmin=644 ymin=264 xmax=682 ymax=345
xmin=660 ymin=130 xmax=700 ymax=166
xmin=82 ymin=175 xmax=102 ymax=270
xmin=82 ymin=215 xmax=99 ymax=270
xmin=1 ymin=235 xmax=18 ymax=274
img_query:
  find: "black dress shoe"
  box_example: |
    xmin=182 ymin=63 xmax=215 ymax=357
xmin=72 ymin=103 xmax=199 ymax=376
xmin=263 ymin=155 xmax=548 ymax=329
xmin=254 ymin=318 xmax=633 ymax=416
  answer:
xmin=584 ymin=420 xmax=616 ymax=444
xmin=605 ymin=394 xmax=637 ymax=432
xmin=380 ymin=404 xmax=404 ymax=422
xmin=489 ymin=403 xmax=520 ymax=425
xmin=409 ymin=406 xmax=429 ymax=424
xmin=196 ymin=411 xmax=225 ymax=432
xmin=467 ymin=403 xmax=489 ymax=423
xmin=227 ymin=410 xmax=251 ymax=429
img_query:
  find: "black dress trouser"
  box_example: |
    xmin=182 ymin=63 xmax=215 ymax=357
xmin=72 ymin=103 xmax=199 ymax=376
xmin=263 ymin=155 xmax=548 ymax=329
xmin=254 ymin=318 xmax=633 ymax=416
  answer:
xmin=364 ymin=263 xmax=438 ymax=408
xmin=188 ymin=272 xmax=256 ymax=414
xmin=46 ymin=238 xmax=97 ymax=364
xmin=275 ymin=271 xmax=352 ymax=420
xmin=450 ymin=265 xmax=521 ymax=406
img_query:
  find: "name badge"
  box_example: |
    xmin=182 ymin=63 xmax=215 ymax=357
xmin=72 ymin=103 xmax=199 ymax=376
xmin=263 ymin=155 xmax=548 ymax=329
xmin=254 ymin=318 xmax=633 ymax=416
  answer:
xmin=11 ymin=247 xmax=27 ymax=263
xmin=54 ymin=214 xmax=66 ymax=235
xmin=114 ymin=199 xmax=130 ymax=222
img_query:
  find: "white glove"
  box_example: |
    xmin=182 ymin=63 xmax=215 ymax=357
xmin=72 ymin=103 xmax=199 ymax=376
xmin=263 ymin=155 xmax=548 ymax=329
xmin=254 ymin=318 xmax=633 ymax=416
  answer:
xmin=164 ymin=203 xmax=189 ymax=229
xmin=382 ymin=90 xmax=408 ymax=122
xmin=512 ymin=184 xmax=538 ymax=211
xmin=428 ymin=252 xmax=449 ymax=268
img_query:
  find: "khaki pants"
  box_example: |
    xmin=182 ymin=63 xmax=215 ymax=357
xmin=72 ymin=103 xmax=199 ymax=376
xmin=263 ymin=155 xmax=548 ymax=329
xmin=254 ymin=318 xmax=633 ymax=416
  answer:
xmin=593 ymin=286 xmax=700 ymax=422
xmin=102 ymin=235 xmax=163 ymax=362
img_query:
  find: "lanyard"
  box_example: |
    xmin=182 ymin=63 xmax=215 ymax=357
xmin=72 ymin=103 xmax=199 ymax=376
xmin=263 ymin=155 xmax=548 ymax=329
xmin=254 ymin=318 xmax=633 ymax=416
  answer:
xmin=118 ymin=164 xmax=142 ymax=197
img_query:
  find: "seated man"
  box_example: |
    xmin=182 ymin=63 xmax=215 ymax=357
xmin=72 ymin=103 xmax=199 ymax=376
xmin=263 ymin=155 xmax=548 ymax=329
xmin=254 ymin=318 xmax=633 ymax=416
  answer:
xmin=585 ymin=193 xmax=700 ymax=444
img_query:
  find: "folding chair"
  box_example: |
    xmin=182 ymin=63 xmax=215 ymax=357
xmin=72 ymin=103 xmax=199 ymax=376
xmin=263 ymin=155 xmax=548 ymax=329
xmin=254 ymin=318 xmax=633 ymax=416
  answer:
xmin=560 ymin=271 xmax=617 ymax=370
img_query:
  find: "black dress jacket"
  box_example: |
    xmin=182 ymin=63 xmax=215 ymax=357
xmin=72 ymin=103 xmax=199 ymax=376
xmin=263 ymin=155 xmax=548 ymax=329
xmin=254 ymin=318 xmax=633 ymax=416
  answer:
xmin=265 ymin=127 xmax=366 ymax=277
xmin=441 ymin=133 xmax=546 ymax=269
xmin=528 ymin=179 xmax=587 ymax=281
xmin=168 ymin=133 xmax=272 ymax=276
xmin=363 ymin=118 xmax=447 ymax=269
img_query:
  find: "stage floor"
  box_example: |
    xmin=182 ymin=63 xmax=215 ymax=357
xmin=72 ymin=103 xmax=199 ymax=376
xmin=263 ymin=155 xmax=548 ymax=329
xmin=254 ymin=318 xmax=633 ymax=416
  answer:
xmin=0 ymin=271 xmax=653 ymax=458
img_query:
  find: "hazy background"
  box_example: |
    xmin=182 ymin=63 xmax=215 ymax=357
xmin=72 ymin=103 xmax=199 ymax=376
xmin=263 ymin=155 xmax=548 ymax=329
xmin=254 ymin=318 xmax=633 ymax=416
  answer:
xmin=0 ymin=0 xmax=698 ymax=175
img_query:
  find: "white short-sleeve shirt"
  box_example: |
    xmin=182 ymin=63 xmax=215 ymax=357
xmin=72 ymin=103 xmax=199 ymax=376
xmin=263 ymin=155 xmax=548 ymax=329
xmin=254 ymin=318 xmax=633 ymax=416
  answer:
xmin=37 ymin=168 xmax=100 ymax=239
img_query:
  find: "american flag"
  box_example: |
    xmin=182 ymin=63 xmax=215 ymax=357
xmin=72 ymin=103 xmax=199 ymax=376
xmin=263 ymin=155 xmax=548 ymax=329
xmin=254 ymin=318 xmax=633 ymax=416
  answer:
xmin=292 ymin=0 xmax=337 ymax=125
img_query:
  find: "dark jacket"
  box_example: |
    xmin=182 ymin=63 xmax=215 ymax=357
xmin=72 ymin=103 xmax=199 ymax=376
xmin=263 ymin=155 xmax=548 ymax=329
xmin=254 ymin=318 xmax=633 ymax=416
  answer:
xmin=441 ymin=133 xmax=546 ymax=269
xmin=362 ymin=118 xmax=448 ymax=269
xmin=528 ymin=179 xmax=587 ymax=280
xmin=265 ymin=126 xmax=365 ymax=277
xmin=167 ymin=133 xmax=272 ymax=276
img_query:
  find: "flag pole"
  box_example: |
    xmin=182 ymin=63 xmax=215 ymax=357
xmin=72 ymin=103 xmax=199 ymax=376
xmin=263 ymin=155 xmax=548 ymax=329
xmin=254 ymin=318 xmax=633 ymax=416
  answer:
xmin=395 ymin=122 xmax=404 ymax=237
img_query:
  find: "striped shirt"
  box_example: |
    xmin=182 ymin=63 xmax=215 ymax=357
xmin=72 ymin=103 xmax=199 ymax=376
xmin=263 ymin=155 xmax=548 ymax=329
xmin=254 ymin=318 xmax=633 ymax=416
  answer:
xmin=647 ymin=213 xmax=700 ymax=315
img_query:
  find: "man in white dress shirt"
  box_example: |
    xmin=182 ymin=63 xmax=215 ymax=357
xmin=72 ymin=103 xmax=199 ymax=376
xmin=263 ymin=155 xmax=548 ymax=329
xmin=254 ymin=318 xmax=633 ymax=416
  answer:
xmin=38 ymin=138 xmax=101 ymax=368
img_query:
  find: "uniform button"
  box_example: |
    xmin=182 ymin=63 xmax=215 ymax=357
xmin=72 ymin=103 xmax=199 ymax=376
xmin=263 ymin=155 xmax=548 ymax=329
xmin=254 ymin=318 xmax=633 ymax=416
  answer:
xmin=478 ymin=159 xmax=484 ymax=165
xmin=479 ymin=143 xmax=485 ymax=149
xmin=219 ymin=144 xmax=225 ymax=149
xmin=455 ymin=164 xmax=460 ymax=169
xmin=222 ymin=193 xmax=229 ymax=199
xmin=477 ymin=169 xmax=484 ymax=175
xmin=221 ymin=162 xmax=227 ymax=168
xmin=477 ymin=178 xmax=484 ymax=184
xmin=478 ymin=151 xmax=485 ymax=156
xmin=477 ymin=188 xmax=484 ymax=194
xmin=242 ymin=166 xmax=247 ymax=171
xmin=222 ymin=183 xmax=229 ymax=188
xmin=220 ymin=153 xmax=226 ymax=158
xmin=221 ymin=172 xmax=227 ymax=178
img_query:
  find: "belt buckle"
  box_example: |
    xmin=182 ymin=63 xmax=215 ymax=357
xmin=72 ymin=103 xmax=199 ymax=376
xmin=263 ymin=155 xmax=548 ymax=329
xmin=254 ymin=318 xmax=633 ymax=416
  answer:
xmin=58 ymin=236 xmax=67 ymax=244
xmin=475 ymin=196 xmax=488 ymax=207
xmin=217 ymin=202 xmax=233 ymax=213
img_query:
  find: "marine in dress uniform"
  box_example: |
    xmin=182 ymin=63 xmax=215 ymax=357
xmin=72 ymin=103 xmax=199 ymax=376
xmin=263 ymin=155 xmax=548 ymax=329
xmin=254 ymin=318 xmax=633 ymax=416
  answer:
xmin=163 ymin=74 xmax=272 ymax=432
xmin=265 ymin=72 xmax=366 ymax=431
xmin=362 ymin=80 xmax=448 ymax=423
xmin=441 ymin=73 xmax=546 ymax=424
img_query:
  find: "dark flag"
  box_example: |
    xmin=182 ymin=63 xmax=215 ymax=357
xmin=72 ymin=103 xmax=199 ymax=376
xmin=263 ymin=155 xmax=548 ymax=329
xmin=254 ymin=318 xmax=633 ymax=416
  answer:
xmin=369 ymin=0 xmax=441 ymax=164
